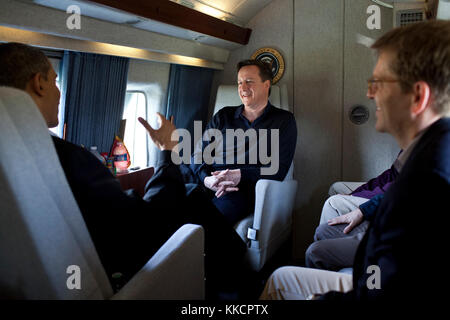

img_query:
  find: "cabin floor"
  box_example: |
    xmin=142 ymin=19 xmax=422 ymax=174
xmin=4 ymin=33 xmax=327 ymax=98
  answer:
xmin=211 ymin=237 xmax=299 ymax=300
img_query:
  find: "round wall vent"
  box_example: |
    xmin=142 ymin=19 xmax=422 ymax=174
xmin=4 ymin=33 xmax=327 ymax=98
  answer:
xmin=349 ymin=105 xmax=370 ymax=125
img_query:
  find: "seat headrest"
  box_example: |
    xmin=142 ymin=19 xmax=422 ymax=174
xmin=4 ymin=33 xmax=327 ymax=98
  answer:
xmin=0 ymin=86 xmax=112 ymax=299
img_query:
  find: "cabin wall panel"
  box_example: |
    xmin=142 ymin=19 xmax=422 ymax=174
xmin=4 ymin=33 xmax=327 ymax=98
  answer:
xmin=342 ymin=0 xmax=399 ymax=182
xmin=127 ymin=59 xmax=170 ymax=115
xmin=292 ymin=0 xmax=345 ymax=262
xmin=127 ymin=59 xmax=171 ymax=167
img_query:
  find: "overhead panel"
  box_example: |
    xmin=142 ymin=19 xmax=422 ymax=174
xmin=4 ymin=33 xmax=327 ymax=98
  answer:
xmin=170 ymin=0 xmax=273 ymax=26
xmin=87 ymin=0 xmax=252 ymax=45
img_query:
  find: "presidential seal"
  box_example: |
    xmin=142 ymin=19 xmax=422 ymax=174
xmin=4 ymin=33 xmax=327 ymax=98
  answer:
xmin=251 ymin=47 xmax=285 ymax=84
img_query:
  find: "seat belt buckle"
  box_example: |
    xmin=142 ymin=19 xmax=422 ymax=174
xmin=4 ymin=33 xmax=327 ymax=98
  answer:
xmin=247 ymin=227 xmax=257 ymax=241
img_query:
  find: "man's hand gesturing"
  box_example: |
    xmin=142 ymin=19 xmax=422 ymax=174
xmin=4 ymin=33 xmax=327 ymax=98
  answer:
xmin=138 ymin=113 xmax=178 ymax=151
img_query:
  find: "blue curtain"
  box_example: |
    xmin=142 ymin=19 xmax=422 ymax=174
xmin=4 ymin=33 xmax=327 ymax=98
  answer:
xmin=62 ymin=52 xmax=129 ymax=154
xmin=166 ymin=64 xmax=214 ymax=148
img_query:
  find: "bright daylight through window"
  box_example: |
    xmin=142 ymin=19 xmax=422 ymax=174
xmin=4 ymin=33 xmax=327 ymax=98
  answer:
xmin=122 ymin=91 xmax=148 ymax=169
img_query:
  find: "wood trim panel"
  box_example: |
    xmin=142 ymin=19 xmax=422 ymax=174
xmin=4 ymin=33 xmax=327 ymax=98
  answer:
xmin=88 ymin=0 xmax=252 ymax=45
xmin=116 ymin=167 xmax=155 ymax=197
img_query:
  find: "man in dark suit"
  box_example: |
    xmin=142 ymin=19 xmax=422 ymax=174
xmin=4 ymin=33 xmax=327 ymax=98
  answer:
xmin=0 ymin=42 xmax=246 ymax=297
xmin=260 ymin=20 xmax=450 ymax=301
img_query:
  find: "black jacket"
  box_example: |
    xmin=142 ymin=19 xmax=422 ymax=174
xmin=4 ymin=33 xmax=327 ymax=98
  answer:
xmin=52 ymin=137 xmax=246 ymax=288
xmin=52 ymin=137 xmax=187 ymax=283
xmin=323 ymin=118 xmax=450 ymax=301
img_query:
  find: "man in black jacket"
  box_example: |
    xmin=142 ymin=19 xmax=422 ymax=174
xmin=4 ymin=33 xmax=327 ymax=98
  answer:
xmin=260 ymin=20 xmax=450 ymax=301
xmin=0 ymin=42 xmax=247 ymax=297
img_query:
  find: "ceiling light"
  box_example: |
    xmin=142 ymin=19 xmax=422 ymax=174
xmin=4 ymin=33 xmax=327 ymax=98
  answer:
xmin=195 ymin=3 xmax=225 ymax=19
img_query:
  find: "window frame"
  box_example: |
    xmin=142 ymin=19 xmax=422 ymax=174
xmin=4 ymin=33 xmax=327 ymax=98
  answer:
xmin=46 ymin=53 xmax=64 ymax=138
xmin=122 ymin=90 xmax=149 ymax=168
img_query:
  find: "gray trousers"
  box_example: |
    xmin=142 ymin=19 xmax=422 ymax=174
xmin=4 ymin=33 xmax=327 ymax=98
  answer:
xmin=306 ymin=194 xmax=370 ymax=271
xmin=305 ymin=221 xmax=369 ymax=270
xmin=319 ymin=194 xmax=369 ymax=224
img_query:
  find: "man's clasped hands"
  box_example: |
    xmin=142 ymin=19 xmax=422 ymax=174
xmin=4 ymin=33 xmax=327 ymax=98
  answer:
xmin=204 ymin=169 xmax=241 ymax=198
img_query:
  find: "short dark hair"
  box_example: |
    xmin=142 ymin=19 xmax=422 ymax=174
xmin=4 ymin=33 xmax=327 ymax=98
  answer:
xmin=237 ymin=59 xmax=273 ymax=84
xmin=0 ymin=42 xmax=50 ymax=90
xmin=372 ymin=20 xmax=450 ymax=115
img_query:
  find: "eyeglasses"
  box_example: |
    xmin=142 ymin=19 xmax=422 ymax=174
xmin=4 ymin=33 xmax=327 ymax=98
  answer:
xmin=367 ymin=78 xmax=400 ymax=94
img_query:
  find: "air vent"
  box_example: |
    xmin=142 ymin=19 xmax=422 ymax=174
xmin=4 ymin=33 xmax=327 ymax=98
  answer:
xmin=393 ymin=1 xmax=426 ymax=27
xmin=397 ymin=9 xmax=425 ymax=26
xmin=349 ymin=105 xmax=370 ymax=125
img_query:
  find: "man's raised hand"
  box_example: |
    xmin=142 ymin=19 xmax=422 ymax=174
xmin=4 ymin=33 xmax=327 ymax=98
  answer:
xmin=138 ymin=113 xmax=178 ymax=151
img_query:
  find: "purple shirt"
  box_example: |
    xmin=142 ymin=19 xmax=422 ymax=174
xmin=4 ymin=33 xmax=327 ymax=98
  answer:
xmin=351 ymin=165 xmax=399 ymax=199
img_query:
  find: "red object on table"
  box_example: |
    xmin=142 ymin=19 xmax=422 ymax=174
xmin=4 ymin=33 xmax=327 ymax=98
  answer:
xmin=116 ymin=167 xmax=154 ymax=197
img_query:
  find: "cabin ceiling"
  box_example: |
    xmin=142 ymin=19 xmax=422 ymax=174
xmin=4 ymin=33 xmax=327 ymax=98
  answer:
xmin=27 ymin=0 xmax=273 ymax=50
xmin=171 ymin=0 xmax=273 ymax=26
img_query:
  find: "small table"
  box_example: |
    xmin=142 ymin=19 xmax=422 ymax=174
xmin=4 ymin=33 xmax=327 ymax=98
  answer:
xmin=116 ymin=167 xmax=154 ymax=197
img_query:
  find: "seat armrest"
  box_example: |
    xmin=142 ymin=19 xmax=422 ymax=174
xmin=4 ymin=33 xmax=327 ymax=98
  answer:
xmin=112 ymin=224 xmax=205 ymax=300
xmin=244 ymin=179 xmax=297 ymax=271
xmin=253 ymin=179 xmax=298 ymax=240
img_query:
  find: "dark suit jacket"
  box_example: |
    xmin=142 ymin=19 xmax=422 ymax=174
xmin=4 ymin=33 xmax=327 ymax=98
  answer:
xmin=52 ymin=136 xmax=187 ymax=283
xmin=323 ymin=117 xmax=450 ymax=301
xmin=51 ymin=137 xmax=246 ymax=289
